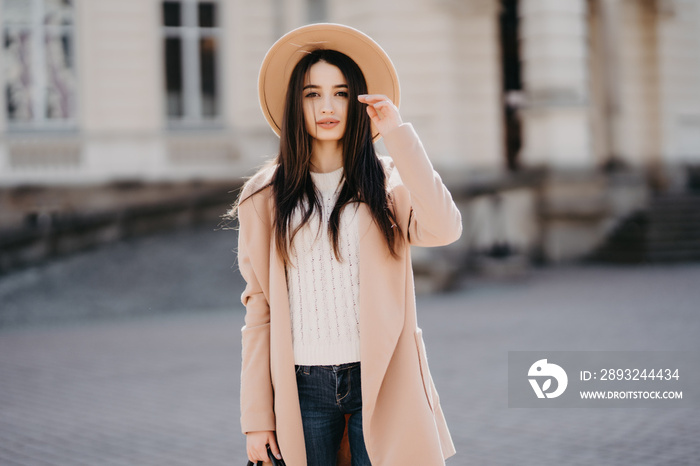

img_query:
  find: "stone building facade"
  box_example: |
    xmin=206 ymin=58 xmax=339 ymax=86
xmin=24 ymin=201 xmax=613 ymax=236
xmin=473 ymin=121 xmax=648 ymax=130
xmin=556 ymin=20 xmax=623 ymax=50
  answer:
xmin=1 ymin=0 xmax=699 ymax=268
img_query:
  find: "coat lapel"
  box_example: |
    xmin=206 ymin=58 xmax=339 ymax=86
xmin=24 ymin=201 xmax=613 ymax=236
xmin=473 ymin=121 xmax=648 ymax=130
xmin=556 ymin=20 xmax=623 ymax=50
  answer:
xmin=268 ymin=236 xmax=307 ymax=464
xmin=357 ymin=202 xmax=406 ymax=427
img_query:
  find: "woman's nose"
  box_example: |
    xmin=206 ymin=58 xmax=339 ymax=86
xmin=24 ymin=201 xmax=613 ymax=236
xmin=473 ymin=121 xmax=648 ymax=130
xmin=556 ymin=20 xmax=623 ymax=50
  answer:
xmin=320 ymin=96 xmax=334 ymax=114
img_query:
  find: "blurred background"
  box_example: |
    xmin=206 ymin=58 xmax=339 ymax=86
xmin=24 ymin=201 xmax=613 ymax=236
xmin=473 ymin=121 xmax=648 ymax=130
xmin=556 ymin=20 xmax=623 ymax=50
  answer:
xmin=1 ymin=0 xmax=699 ymax=465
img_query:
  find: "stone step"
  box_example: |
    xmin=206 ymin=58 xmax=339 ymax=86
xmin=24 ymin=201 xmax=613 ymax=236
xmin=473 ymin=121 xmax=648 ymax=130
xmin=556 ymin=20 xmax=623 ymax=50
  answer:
xmin=646 ymin=244 xmax=700 ymax=253
xmin=648 ymin=227 xmax=700 ymax=238
xmin=647 ymin=213 xmax=700 ymax=223
xmin=646 ymin=250 xmax=700 ymax=262
xmin=590 ymin=195 xmax=700 ymax=263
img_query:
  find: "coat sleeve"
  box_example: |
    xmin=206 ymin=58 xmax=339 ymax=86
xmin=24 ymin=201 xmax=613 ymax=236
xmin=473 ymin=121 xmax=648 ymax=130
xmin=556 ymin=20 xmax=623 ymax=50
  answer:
xmin=382 ymin=123 xmax=463 ymax=247
xmin=237 ymin=193 xmax=276 ymax=434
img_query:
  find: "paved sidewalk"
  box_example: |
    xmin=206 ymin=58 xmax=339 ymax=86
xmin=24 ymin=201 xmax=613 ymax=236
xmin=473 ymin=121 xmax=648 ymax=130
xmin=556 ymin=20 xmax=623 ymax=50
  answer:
xmin=1 ymin=227 xmax=699 ymax=465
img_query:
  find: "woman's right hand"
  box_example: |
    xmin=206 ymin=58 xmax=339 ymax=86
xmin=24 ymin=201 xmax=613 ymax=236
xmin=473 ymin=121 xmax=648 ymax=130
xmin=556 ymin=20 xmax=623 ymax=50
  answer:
xmin=246 ymin=430 xmax=282 ymax=463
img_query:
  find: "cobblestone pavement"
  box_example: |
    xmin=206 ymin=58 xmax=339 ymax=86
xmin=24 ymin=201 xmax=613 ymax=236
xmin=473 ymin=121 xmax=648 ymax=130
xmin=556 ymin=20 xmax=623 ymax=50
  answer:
xmin=1 ymin=226 xmax=699 ymax=465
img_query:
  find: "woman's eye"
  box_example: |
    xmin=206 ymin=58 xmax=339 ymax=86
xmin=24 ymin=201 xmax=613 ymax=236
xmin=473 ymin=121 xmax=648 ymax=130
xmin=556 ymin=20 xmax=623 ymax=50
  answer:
xmin=305 ymin=92 xmax=319 ymax=98
xmin=336 ymin=92 xmax=348 ymax=97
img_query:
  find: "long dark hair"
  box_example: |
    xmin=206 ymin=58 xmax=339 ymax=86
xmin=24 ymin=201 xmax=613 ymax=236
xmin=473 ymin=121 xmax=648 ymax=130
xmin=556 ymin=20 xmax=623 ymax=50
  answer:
xmin=232 ymin=49 xmax=403 ymax=266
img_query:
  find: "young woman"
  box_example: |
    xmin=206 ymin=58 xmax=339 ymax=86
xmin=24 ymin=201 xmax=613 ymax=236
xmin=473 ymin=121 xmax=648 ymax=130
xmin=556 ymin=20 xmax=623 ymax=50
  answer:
xmin=232 ymin=24 xmax=462 ymax=466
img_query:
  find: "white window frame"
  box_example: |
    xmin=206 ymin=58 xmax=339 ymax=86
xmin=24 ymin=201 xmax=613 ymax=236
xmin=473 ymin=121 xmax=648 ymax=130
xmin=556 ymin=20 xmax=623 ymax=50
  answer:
xmin=162 ymin=0 xmax=223 ymax=127
xmin=3 ymin=0 xmax=78 ymax=131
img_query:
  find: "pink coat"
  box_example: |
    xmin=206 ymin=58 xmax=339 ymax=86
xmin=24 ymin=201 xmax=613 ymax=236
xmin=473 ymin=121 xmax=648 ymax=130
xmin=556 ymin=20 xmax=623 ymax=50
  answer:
xmin=237 ymin=123 xmax=462 ymax=465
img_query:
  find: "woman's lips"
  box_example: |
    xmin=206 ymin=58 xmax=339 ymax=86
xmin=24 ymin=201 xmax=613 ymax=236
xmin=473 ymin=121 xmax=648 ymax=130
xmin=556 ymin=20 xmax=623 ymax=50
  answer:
xmin=317 ymin=119 xmax=340 ymax=129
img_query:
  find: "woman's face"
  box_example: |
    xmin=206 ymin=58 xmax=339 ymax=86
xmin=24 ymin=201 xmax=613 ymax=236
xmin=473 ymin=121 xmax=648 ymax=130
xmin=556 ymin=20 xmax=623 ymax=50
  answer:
xmin=302 ymin=61 xmax=348 ymax=143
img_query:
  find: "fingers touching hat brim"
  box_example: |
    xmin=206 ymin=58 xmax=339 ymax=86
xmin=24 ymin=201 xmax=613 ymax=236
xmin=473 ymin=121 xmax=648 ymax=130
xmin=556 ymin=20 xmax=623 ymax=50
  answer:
xmin=258 ymin=23 xmax=400 ymax=142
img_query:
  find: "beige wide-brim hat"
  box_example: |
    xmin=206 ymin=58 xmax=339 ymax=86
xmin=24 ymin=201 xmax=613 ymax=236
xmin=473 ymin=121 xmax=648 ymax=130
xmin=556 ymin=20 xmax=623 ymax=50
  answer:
xmin=258 ymin=23 xmax=400 ymax=142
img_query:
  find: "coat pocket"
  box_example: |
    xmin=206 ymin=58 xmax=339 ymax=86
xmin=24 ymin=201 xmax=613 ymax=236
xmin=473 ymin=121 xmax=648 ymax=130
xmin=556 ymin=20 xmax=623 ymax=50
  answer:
xmin=414 ymin=328 xmax=435 ymax=412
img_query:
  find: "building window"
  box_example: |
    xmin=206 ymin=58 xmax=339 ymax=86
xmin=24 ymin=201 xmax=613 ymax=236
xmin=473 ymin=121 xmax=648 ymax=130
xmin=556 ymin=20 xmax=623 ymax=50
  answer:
xmin=162 ymin=0 xmax=221 ymax=125
xmin=3 ymin=0 xmax=77 ymax=129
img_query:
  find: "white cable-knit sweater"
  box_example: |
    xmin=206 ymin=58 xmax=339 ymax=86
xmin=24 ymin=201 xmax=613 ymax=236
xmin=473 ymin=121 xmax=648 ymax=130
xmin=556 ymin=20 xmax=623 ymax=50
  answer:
xmin=285 ymin=166 xmax=361 ymax=365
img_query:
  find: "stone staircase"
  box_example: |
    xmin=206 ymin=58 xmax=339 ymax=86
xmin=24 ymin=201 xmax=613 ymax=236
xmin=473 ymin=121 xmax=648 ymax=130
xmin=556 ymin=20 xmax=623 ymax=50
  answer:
xmin=591 ymin=192 xmax=700 ymax=263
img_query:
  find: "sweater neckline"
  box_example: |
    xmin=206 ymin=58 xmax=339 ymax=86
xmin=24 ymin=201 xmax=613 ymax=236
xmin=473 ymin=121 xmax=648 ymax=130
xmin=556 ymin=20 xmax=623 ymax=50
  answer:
xmin=310 ymin=166 xmax=344 ymax=193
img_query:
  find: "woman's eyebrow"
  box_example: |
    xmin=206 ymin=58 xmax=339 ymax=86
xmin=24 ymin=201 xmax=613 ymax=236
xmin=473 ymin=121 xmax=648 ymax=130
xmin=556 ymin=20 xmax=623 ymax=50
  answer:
xmin=302 ymin=84 xmax=349 ymax=90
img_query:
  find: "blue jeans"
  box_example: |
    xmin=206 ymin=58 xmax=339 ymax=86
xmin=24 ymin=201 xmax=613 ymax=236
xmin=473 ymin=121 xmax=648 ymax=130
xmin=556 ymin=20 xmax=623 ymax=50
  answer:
xmin=295 ymin=362 xmax=372 ymax=466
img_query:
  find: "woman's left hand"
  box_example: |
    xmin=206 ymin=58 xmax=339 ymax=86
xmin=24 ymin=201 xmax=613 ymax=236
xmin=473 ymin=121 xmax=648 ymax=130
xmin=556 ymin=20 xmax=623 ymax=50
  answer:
xmin=358 ymin=94 xmax=403 ymax=136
